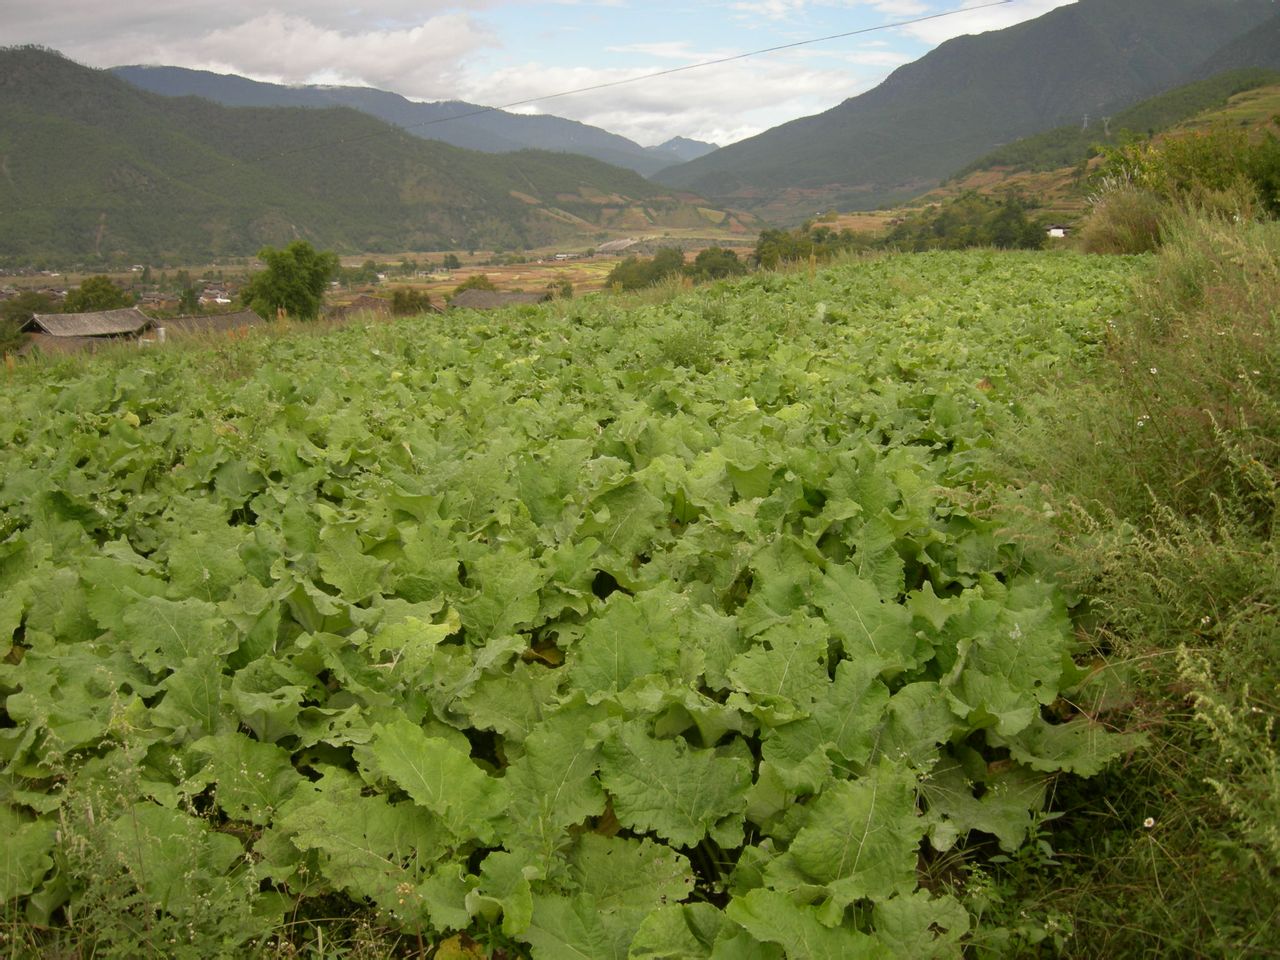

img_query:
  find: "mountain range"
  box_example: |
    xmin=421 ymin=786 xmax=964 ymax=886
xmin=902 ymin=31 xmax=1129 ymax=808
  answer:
xmin=0 ymin=48 xmax=746 ymax=265
xmin=111 ymin=66 xmax=718 ymax=178
xmin=6 ymin=0 xmax=1280 ymax=265
xmin=654 ymin=0 xmax=1280 ymax=217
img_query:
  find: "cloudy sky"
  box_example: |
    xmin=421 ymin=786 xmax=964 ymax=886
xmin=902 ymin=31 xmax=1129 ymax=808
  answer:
xmin=7 ymin=0 xmax=1076 ymax=146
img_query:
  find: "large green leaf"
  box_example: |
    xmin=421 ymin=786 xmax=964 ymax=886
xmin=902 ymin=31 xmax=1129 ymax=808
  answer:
xmin=990 ymin=717 xmax=1147 ymax=777
xmin=0 ymin=806 xmax=55 ymax=901
xmin=366 ymin=718 xmax=508 ymax=842
xmin=813 ymin=562 xmax=919 ymax=674
xmin=570 ymin=590 xmax=681 ymax=703
xmin=123 ymin=595 xmax=235 ymax=674
xmin=726 ymin=888 xmax=892 ymax=959
xmin=568 ymin=833 xmax=695 ymax=915
xmin=279 ymin=768 xmax=463 ymax=928
xmin=189 ymin=732 xmax=304 ymax=826
xmin=525 ymin=892 xmax=630 ymax=960
xmin=600 ymin=720 xmax=751 ymax=849
xmin=940 ymin=579 xmax=1069 ymax=736
xmin=501 ymin=702 xmax=609 ymax=868
xmin=727 ymin=613 xmax=830 ymax=724
xmin=872 ymin=891 xmax=969 ymax=959
xmin=770 ymin=763 xmax=926 ymax=918
xmin=921 ymin=755 xmax=1047 ymax=853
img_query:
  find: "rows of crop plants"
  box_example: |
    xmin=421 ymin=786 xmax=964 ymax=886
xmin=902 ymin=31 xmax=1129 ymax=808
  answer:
xmin=1 ymin=251 xmax=1141 ymax=958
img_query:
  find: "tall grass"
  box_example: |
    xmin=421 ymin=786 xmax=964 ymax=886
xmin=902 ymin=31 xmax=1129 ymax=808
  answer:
xmin=1004 ymin=212 xmax=1280 ymax=957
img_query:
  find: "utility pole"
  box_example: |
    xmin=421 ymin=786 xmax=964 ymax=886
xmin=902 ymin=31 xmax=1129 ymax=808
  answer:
xmin=1102 ymin=116 xmax=1112 ymax=137
xmin=1081 ymin=113 xmax=1090 ymax=131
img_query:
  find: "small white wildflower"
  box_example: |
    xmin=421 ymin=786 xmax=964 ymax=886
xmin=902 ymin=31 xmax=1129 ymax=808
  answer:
xmin=1149 ymin=367 xmax=1158 ymax=375
xmin=1143 ymin=817 xmax=1155 ymax=829
xmin=1201 ymin=616 xmax=1211 ymax=625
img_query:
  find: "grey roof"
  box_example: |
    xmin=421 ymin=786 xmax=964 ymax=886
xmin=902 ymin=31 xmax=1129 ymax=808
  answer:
xmin=163 ymin=310 xmax=265 ymax=336
xmin=20 ymin=334 xmax=103 ymax=356
xmin=30 ymin=307 xmax=152 ymax=338
xmin=449 ymin=289 xmax=551 ymax=311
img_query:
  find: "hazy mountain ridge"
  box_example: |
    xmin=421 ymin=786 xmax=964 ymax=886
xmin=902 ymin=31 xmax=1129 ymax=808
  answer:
xmin=655 ymin=0 xmax=1278 ymax=216
xmin=111 ymin=65 xmax=714 ymax=177
xmin=1192 ymin=12 xmax=1280 ymax=79
xmin=0 ymin=48 xmax=737 ymax=265
xmin=953 ymin=67 xmax=1280 ymax=178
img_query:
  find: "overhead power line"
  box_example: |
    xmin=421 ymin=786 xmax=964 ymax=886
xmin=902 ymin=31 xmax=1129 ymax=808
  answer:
xmin=3 ymin=0 xmax=1018 ymax=213
xmin=237 ymin=0 xmax=1018 ymax=164
xmin=403 ymin=0 xmax=1017 ymax=132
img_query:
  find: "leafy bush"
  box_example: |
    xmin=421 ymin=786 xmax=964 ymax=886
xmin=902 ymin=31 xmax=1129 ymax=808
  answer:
xmin=687 ymin=247 xmax=747 ymax=282
xmin=0 ymin=319 xmax=25 ymax=355
xmin=606 ymin=247 xmax=686 ymax=290
xmin=391 ymin=287 xmax=432 ymax=316
xmin=1004 ymin=213 xmax=1280 ymax=956
xmin=451 ymin=273 xmax=497 ymax=297
xmin=1077 ymin=185 xmax=1167 ymax=254
xmin=241 ymin=240 xmax=339 ymax=321
xmin=754 ymin=224 xmax=869 ymax=269
xmin=64 ymin=275 xmax=134 ymax=312
xmin=885 ymin=193 xmax=1046 ymax=251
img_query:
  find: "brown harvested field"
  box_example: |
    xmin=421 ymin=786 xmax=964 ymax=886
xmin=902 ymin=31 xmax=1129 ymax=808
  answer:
xmin=826 ymin=211 xmax=900 ymax=235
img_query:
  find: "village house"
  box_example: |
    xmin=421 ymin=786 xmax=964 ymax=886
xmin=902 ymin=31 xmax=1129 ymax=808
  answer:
xmin=22 ymin=306 xmax=153 ymax=355
xmin=162 ymin=309 xmax=265 ymax=338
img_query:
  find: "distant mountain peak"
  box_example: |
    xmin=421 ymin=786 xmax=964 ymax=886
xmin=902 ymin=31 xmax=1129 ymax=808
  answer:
xmin=110 ymin=64 xmax=680 ymax=177
xmin=655 ymin=0 xmax=1278 ymax=217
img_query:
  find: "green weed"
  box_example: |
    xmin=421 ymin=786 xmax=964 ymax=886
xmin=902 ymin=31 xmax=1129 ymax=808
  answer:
xmin=1003 ymin=212 xmax=1280 ymax=957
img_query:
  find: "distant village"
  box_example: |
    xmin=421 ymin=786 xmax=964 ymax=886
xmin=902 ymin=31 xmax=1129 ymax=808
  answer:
xmin=0 ymin=239 xmax=676 ymax=359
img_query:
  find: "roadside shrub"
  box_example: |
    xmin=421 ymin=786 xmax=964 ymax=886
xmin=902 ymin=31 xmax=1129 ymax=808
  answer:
xmin=606 ymin=247 xmax=686 ymax=290
xmin=390 ymin=287 xmax=432 ymax=316
xmin=1003 ymin=211 xmax=1280 ymax=957
xmin=885 ymin=192 xmax=1046 ymax=251
xmin=0 ymin=318 xmax=25 ymax=355
xmin=1077 ymin=186 xmax=1166 ymax=254
xmin=451 ymin=273 xmax=496 ymax=297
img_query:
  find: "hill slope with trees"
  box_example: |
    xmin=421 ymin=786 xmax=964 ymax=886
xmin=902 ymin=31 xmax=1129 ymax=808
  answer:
xmin=0 ymin=48 xmax=733 ymax=265
xmin=655 ymin=0 xmax=1277 ymax=217
xmin=111 ymin=65 xmax=715 ymax=177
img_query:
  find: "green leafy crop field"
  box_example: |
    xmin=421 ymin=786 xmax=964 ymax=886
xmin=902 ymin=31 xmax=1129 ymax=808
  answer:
xmin=1 ymin=251 xmax=1142 ymax=957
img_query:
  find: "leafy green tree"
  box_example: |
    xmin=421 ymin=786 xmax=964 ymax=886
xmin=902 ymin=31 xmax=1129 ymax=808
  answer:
xmin=442 ymin=254 xmax=462 ymax=271
xmin=754 ymin=224 xmax=868 ymax=268
xmin=650 ymin=247 xmax=685 ymax=278
xmin=177 ymin=286 xmax=200 ymax=315
xmin=688 ymin=247 xmax=747 ymax=281
xmin=885 ymin=193 xmax=1044 ymax=251
xmin=241 ymin=241 xmax=339 ymax=321
xmin=0 ymin=291 xmax=54 ymax=354
xmin=64 ymin=276 xmax=134 ymax=312
xmin=391 ymin=287 xmax=432 ymax=316
xmin=1 ymin=291 xmax=57 ymax=327
xmin=606 ymin=247 xmax=687 ymax=291
xmin=0 ymin=320 xmax=23 ymax=355
xmin=452 ymin=274 xmax=497 ymax=297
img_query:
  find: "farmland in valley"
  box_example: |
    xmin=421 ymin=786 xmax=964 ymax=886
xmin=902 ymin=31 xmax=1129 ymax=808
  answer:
xmin=0 ymin=251 xmax=1143 ymax=956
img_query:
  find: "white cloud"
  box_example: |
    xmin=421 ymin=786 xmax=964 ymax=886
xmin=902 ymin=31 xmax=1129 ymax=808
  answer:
xmin=901 ymin=0 xmax=1077 ymax=44
xmin=5 ymin=1 xmax=494 ymax=96
xmin=458 ymin=54 xmax=870 ymax=145
xmin=728 ymin=0 xmax=927 ymax=21
xmin=3 ymin=0 xmax=1082 ymax=147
